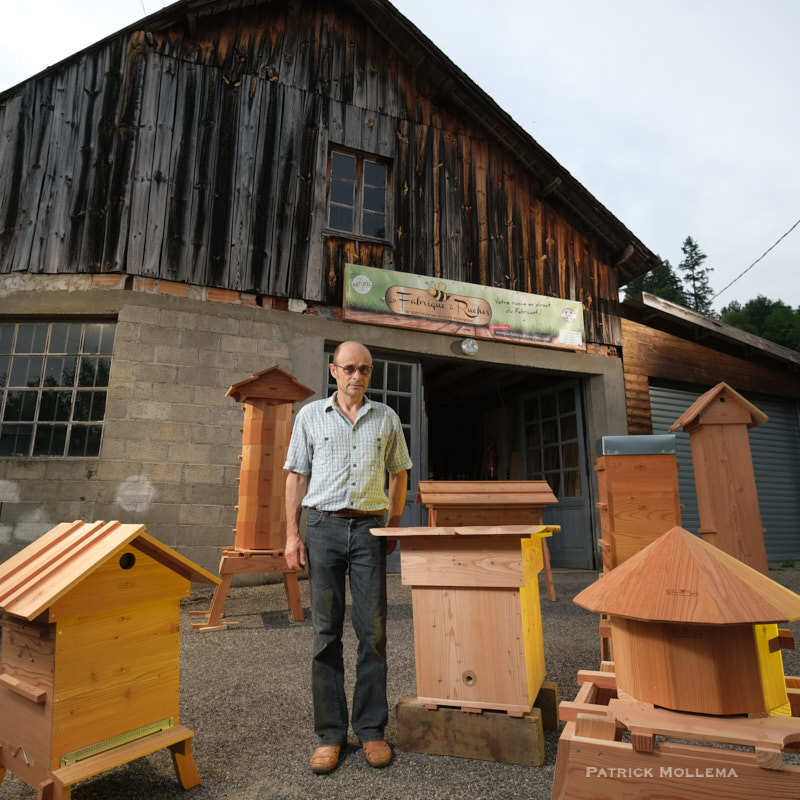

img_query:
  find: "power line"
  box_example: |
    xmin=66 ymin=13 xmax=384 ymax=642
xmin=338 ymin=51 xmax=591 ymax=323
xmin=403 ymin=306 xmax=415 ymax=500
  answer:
xmin=711 ymin=217 xmax=800 ymax=302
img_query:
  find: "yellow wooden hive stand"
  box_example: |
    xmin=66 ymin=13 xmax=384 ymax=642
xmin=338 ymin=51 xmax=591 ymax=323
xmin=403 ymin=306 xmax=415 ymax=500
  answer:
xmin=0 ymin=520 xmax=219 ymax=800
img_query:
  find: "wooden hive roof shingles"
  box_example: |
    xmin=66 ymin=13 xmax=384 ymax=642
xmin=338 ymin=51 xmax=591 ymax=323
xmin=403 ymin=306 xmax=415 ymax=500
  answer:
xmin=0 ymin=520 xmax=219 ymax=621
xmin=574 ymin=526 xmax=800 ymax=625
xmin=669 ymin=381 xmax=769 ymax=432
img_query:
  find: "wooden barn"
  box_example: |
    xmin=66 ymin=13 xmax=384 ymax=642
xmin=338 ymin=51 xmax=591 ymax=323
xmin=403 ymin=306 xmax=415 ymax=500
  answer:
xmin=0 ymin=0 xmax=795 ymax=571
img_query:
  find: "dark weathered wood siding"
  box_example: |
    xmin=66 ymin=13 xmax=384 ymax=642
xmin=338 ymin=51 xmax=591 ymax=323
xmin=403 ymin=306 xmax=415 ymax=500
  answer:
xmin=622 ymin=318 xmax=800 ymax=434
xmin=0 ymin=0 xmax=623 ymax=345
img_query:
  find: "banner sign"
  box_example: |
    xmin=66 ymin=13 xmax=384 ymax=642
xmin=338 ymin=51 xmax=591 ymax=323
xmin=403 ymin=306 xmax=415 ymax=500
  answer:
xmin=343 ymin=264 xmax=585 ymax=350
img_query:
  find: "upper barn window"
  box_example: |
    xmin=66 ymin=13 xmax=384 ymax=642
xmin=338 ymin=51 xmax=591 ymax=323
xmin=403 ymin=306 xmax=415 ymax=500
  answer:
xmin=0 ymin=321 xmax=115 ymax=458
xmin=327 ymin=149 xmax=389 ymax=239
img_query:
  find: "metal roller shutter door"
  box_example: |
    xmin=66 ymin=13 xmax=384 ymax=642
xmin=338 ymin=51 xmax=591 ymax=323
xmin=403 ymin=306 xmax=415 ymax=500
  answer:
xmin=649 ymin=385 xmax=800 ymax=561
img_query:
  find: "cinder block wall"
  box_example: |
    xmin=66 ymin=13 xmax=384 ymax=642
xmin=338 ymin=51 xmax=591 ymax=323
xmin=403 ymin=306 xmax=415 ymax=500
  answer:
xmin=0 ymin=275 xmax=294 ymax=575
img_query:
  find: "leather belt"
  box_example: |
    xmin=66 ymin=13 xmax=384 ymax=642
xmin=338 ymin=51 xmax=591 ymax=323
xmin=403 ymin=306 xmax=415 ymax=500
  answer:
xmin=317 ymin=508 xmax=386 ymax=518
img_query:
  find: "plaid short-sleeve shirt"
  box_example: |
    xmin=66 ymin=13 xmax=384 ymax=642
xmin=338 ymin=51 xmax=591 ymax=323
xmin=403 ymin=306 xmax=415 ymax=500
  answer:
xmin=283 ymin=393 xmax=413 ymax=512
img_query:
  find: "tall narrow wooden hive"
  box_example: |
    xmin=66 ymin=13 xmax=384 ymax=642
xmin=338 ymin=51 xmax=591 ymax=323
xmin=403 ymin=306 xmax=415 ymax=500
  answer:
xmin=574 ymin=526 xmax=800 ymax=715
xmin=670 ymin=381 xmax=769 ymax=574
xmin=594 ymin=434 xmax=682 ymax=570
xmin=0 ymin=520 xmax=219 ymax=798
xmin=193 ymin=367 xmax=315 ymax=631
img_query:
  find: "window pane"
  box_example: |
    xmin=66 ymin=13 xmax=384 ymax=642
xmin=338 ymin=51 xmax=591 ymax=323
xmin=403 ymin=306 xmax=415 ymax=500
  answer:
xmin=50 ymin=323 xmax=83 ymax=354
xmin=40 ymin=390 xmax=73 ymax=421
xmin=83 ymin=323 xmax=115 ymax=355
xmin=362 ymin=186 xmax=386 ymax=214
xmin=44 ymin=356 xmax=77 ymax=387
xmin=540 ymin=394 xmax=557 ymax=418
xmin=363 ymin=160 xmax=386 ymax=189
xmin=68 ymin=425 xmax=103 ymax=457
xmin=362 ymin=210 xmax=385 ymax=238
xmin=4 ymin=391 xmax=38 ymax=421
xmin=545 ymin=472 xmax=561 ymax=497
xmin=543 ymin=445 xmax=560 ymax=470
xmin=15 ymin=323 xmax=48 ymax=353
xmin=560 ymin=413 xmax=577 ymax=440
xmin=558 ymin=388 xmax=576 ymax=414
xmin=542 ymin=419 xmax=558 ymax=445
xmin=74 ymin=391 xmax=106 ymax=422
xmin=0 ymin=324 xmax=14 ymax=352
xmin=331 ymin=151 xmax=356 ymax=180
xmin=0 ymin=356 xmax=8 ymax=388
xmin=562 ymin=441 xmax=579 ymax=469
xmin=329 ymin=204 xmax=354 ymax=232
xmin=0 ymin=424 xmax=32 ymax=457
xmin=330 ymin=177 xmax=355 ymax=206
xmin=9 ymin=356 xmax=43 ymax=387
xmin=563 ymin=469 xmax=582 ymax=497
xmin=33 ymin=425 xmax=67 ymax=457
xmin=396 ymin=396 xmax=410 ymax=424
xmin=397 ymin=364 xmax=411 ymax=393
xmin=78 ymin=356 xmax=111 ymax=388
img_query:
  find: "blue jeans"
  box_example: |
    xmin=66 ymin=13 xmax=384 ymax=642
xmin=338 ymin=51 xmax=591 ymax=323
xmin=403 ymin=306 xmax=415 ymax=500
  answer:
xmin=304 ymin=509 xmax=388 ymax=745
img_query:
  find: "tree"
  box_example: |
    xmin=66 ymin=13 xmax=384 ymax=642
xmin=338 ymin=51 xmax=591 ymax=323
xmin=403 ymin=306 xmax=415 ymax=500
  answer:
xmin=720 ymin=295 xmax=800 ymax=351
xmin=678 ymin=236 xmax=714 ymax=316
xmin=623 ymin=256 xmax=687 ymax=305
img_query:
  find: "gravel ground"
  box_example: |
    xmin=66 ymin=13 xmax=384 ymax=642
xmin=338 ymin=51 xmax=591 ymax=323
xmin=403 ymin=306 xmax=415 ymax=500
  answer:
xmin=3 ymin=565 xmax=800 ymax=800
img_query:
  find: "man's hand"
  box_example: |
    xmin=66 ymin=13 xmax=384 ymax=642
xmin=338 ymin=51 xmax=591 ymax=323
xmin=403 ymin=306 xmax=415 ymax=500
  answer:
xmin=285 ymin=471 xmax=309 ymax=572
xmin=285 ymin=533 xmax=307 ymax=571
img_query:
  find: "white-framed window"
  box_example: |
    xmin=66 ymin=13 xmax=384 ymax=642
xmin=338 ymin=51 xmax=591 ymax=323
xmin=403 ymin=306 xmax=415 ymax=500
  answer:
xmin=0 ymin=320 xmax=115 ymax=457
xmin=327 ymin=149 xmax=389 ymax=240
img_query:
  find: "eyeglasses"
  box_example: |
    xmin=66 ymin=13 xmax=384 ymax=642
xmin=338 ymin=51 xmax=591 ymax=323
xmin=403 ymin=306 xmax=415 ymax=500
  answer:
xmin=333 ymin=363 xmax=373 ymax=376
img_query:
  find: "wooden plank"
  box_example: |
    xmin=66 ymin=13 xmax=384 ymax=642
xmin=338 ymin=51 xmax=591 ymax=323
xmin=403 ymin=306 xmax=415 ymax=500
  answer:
xmin=395 ymin=697 xmax=543 ymax=766
xmin=412 ymin=585 xmax=528 ymax=709
xmin=552 ymin=725 xmax=800 ymax=800
xmin=51 ymin=725 xmax=196 ymax=787
xmin=51 ymin=599 xmax=181 ymax=762
xmin=399 ymin=536 xmax=524 ymax=587
xmin=48 ymin=546 xmax=186 ymax=621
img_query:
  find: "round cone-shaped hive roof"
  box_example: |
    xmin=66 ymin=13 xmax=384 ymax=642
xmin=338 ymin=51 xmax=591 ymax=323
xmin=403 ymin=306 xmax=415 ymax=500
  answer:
xmin=574 ymin=526 xmax=800 ymax=624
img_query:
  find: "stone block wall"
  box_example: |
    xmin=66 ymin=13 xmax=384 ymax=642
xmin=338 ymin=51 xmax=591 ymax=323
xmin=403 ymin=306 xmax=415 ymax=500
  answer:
xmin=0 ymin=275 xmax=296 ymax=576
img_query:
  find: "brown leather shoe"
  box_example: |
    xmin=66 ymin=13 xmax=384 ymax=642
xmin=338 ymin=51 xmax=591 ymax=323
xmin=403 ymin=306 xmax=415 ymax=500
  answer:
xmin=310 ymin=745 xmax=341 ymax=774
xmin=362 ymin=739 xmax=392 ymax=768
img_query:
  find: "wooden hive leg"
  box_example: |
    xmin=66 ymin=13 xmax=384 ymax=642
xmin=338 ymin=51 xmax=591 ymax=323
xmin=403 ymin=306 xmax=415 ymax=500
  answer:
xmin=37 ymin=779 xmax=70 ymax=800
xmin=0 ymin=759 xmax=6 ymax=790
xmin=194 ymin=571 xmax=233 ymax=630
xmin=169 ymin=736 xmax=202 ymax=790
xmin=283 ymin=571 xmax=304 ymax=621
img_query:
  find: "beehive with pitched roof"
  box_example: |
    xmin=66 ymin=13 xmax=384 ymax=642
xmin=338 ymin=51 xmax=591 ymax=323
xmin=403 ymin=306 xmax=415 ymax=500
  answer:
xmin=0 ymin=520 xmax=219 ymax=797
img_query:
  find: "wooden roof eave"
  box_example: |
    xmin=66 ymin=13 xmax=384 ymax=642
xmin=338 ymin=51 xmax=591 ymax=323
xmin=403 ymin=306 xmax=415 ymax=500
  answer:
xmin=0 ymin=520 xmax=219 ymax=620
xmin=573 ymin=526 xmax=800 ymax=625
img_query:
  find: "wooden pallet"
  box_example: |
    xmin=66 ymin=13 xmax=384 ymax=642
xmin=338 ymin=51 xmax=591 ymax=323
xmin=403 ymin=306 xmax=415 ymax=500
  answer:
xmin=552 ymin=665 xmax=800 ymax=800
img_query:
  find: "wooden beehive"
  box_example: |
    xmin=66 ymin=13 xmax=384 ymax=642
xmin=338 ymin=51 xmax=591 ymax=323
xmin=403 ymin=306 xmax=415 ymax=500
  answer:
xmin=574 ymin=526 xmax=800 ymax=716
xmin=416 ymin=480 xmax=557 ymax=525
xmin=193 ymin=367 xmax=314 ymax=631
xmin=226 ymin=367 xmax=315 ymax=552
xmin=0 ymin=520 xmax=219 ymax=798
xmin=669 ymin=381 xmax=769 ymax=575
xmin=594 ymin=435 xmax=682 ymax=570
xmin=372 ymin=525 xmax=558 ymax=716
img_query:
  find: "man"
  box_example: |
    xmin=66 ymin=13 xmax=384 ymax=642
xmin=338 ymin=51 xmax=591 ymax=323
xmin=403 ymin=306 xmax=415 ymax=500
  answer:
xmin=283 ymin=341 xmax=412 ymax=775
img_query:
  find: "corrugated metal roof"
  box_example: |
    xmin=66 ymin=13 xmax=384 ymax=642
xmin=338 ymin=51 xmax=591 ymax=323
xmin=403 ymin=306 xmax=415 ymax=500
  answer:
xmin=574 ymin=526 xmax=800 ymax=624
xmin=0 ymin=520 xmax=219 ymax=620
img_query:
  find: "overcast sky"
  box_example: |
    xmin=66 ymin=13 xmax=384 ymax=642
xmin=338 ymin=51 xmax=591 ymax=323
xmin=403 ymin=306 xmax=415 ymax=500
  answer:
xmin=2 ymin=0 xmax=798 ymax=312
